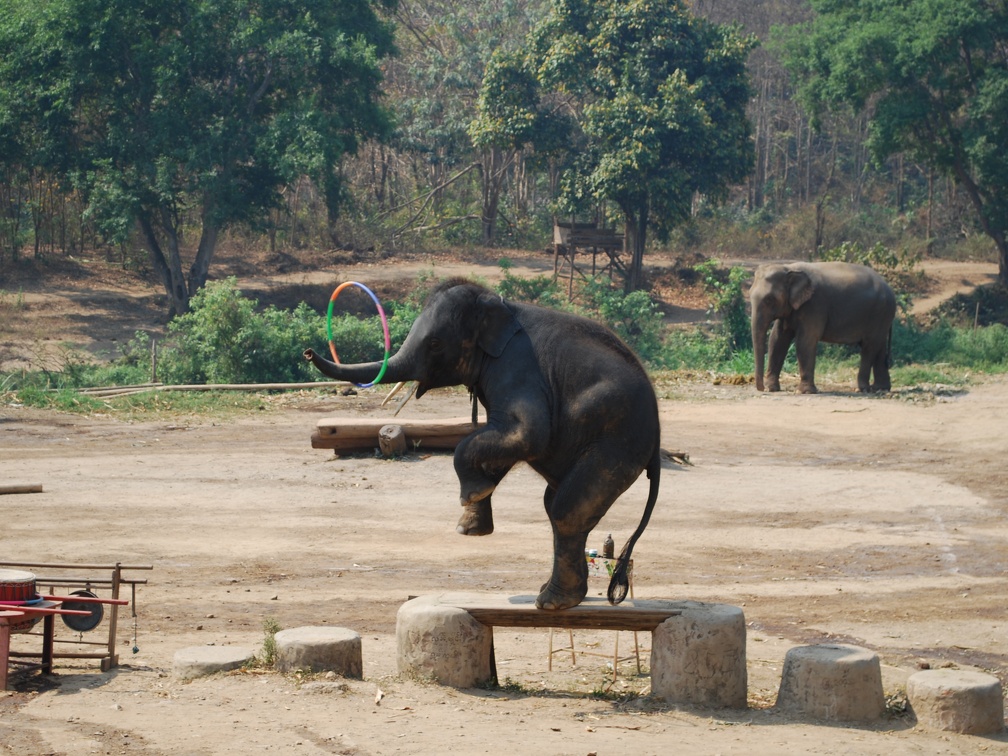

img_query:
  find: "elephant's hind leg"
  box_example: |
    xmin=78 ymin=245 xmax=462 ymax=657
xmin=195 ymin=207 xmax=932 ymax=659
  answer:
xmin=536 ymin=446 xmax=642 ymax=611
xmin=870 ymin=348 xmax=892 ymax=392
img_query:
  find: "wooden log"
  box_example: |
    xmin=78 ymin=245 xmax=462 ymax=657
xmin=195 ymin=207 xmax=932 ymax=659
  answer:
xmin=378 ymin=424 xmax=408 ymax=457
xmin=0 ymin=483 xmax=43 ymax=495
xmin=312 ymin=417 xmax=483 ymax=453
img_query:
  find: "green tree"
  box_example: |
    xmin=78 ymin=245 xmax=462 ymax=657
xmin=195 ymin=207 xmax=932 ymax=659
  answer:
xmin=780 ymin=0 xmax=1008 ymax=287
xmin=0 ymin=0 xmax=396 ymax=315
xmin=522 ymin=0 xmax=756 ymax=291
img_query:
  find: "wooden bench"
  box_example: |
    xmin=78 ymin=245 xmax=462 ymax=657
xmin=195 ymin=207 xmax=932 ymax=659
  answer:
xmin=552 ymin=221 xmax=625 ymax=298
xmin=395 ymin=593 xmax=748 ymax=707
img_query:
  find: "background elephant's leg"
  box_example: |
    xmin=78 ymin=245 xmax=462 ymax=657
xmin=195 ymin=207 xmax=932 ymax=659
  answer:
xmin=857 ymin=347 xmax=874 ymax=392
xmin=870 ymin=342 xmax=892 ymax=392
xmin=537 ymin=445 xmax=640 ymax=610
xmin=793 ymin=332 xmax=819 ymax=393
xmin=766 ymin=321 xmax=793 ymax=392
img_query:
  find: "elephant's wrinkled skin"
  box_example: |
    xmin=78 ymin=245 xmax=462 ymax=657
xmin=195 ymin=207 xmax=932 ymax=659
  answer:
xmin=304 ymin=278 xmax=661 ymax=610
xmin=750 ymin=261 xmax=896 ymax=394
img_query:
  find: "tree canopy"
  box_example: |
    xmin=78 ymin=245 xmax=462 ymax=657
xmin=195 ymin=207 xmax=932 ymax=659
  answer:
xmin=0 ymin=0 xmax=397 ymax=315
xmin=498 ymin=0 xmax=756 ymax=290
xmin=781 ymin=0 xmax=1008 ymax=286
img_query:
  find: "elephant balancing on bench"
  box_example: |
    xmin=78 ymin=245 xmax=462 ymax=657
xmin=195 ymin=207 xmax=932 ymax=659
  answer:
xmin=304 ymin=277 xmax=661 ymax=611
xmin=749 ymin=261 xmax=896 ymax=395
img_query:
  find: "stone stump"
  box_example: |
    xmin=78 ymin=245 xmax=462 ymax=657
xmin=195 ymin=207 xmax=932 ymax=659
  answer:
xmin=907 ymin=668 xmax=1005 ymax=735
xmin=172 ymin=645 xmax=256 ymax=680
xmin=274 ymin=626 xmax=362 ymax=677
xmin=396 ymin=595 xmax=493 ymax=688
xmin=776 ymin=644 xmax=885 ymax=722
xmin=650 ymin=601 xmax=747 ymax=708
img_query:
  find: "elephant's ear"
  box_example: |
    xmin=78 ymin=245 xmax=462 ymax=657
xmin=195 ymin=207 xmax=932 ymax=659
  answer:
xmin=475 ymin=292 xmax=521 ymax=357
xmin=787 ymin=270 xmax=815 ymax=310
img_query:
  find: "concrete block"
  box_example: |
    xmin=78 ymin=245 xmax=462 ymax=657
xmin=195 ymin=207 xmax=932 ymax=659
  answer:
xmin=172 ymin=645 xmax=255 ymax=680
xmin=396 ymin=595 xmax=493 ymax=688
xmin=274 ymin=626 xmax=362 ymax=677
xmin=776 ymin=644 xmax=885 ymax=722
xmin=650 ymin=601 xmax=747 ymax=708
xmin=907 ymin=668 xmax=1005 ymax=735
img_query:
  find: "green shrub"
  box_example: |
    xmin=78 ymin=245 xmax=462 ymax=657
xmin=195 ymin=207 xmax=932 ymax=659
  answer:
xmin=157 ymin=279 xmax=329 ymax=384
xmin=578 ymin=280 xmax=665 ymax=364
xmin=694 ymin=259 xmax=751 ymax=352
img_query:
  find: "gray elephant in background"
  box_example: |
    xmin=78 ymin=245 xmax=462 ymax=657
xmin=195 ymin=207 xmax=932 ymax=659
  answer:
xmin=749 ymin=261 xmax=896 ymax=394
xmin=304 ymin=278 xmax=661 ymax=611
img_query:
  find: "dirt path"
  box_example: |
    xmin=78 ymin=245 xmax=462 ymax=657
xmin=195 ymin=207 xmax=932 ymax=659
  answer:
xmin=1 ymin=252 xmax=1006 ymax=753
xmin=2 ymin=375 xmax=1007 ymax=754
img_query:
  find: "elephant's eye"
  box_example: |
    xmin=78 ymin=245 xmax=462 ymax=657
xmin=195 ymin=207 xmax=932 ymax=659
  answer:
xmin=429 ymin=337 xmax=445 ymax=354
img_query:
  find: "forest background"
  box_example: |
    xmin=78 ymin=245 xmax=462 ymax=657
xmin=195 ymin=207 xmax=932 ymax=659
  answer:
xmin=2 ymin=0 xmax=1007 ymax=380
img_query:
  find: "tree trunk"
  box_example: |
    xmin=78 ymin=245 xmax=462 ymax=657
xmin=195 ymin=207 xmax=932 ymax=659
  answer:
xmin=480 ymin=146 xmax=504 ymax=246
xmin=188 ymin=215 xmax=219 ymax=296
xmin=623 ymin=206 xmax=648 ymax=293
xmin=139 ymin=212 xmax=190 ymax=317
xmin=949 ymin=160 xmax=1008 ymax=287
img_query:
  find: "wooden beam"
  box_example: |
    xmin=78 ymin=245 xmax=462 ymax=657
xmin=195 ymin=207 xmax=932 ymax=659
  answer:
xmin=422 ymin=593 xmax=683 ymax=632
xmin=312 ymin=417 xmax=483 ymax=452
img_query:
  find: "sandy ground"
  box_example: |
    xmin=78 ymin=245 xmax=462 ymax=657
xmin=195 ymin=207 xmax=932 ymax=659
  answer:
xmin=1 ymin=253 xmax=1006 ymax=754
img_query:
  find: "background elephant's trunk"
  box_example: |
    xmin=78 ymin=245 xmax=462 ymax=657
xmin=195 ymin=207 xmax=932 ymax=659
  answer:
xmin=752 ymin=310 xmax=769 ymax=392
xmin=303 ymin=348 xmax=413 ymax=386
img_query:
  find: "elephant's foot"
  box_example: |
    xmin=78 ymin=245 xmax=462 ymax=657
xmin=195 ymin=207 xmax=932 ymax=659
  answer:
xmin=797 ymin=382 xmax=818 ymax=394
xmin=456 ymin=499 xmax=494 ymax=536
xmin=765 ymin=378 xmax=781 ymax=392
xmin=535 ymin=579 xmax=588 ymax=611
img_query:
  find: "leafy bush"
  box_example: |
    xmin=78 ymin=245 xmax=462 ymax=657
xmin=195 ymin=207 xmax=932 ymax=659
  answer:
xmin=577 ymin=280 xmax=665 ymax=364
xmin=694 ymin=259 xmax=751 ymax=352
xmin=156 ymin=279 xmax=322 ymax=384
xmin=495 ymin=259 xmax=567 ymax=309
xmin=153 ymin=278 xmax=422 ymax=385
xmin=895 ymin=320 xmax=1008 ymax=371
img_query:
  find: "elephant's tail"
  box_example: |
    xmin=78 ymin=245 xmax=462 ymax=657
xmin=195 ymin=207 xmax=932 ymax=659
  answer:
xmin=607 ymin=445 xmax=661 ymax=605
xmin=887 ymin=322 xmax=893 ymax=368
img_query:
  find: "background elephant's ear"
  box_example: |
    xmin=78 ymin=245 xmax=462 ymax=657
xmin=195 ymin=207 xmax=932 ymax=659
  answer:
xmin=786 ymin=270 xmax=815 ymax=309
xmin=475 ymin=292 xmax=521 ymax=357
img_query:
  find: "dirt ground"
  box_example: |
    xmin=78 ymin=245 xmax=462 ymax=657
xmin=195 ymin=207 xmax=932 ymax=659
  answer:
xmin=1 ymin=251 xmax=1007 ymax=754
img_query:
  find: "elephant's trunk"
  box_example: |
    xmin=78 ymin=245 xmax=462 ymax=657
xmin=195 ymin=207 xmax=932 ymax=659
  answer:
xmin=752 ymin=311 xmax=769 ymax=392
xmin=303 ymin=348 xmax=413 ymax=386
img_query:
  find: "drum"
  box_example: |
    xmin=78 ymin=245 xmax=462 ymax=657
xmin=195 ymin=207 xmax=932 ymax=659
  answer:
xmin=6 ymin=600 xmax=57 ymax=634
xmin=0 ymin=568 xmax=37 ymax=603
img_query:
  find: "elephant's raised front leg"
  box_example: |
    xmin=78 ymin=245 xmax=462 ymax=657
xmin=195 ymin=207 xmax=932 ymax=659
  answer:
xmin=457 ymin=497 xmax=494 ymax=536
xmin=453 ymin=417 xmax=542 ymax=536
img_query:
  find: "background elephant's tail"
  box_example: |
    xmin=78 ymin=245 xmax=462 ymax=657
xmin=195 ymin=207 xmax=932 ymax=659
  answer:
xmin=607 ymin=445 xmax=661 ymax=605
xmin=887 ymin=322 xmax=893 ymax=368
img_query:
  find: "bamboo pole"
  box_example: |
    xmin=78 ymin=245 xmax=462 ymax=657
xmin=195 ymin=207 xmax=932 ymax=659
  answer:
xmin=0 ymin=483 xmax=42 ymax=495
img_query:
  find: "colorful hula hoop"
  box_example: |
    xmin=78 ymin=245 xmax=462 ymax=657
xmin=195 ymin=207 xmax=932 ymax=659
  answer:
xmin=326 ymin=281 xmax=391 ymax=388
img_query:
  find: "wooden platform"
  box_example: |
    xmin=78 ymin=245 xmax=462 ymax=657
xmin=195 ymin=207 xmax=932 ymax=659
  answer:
xmin=419 ymin=593 xmax=682 ymax=631
xmin=312 ymin=417 xmax=483 ymax=452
